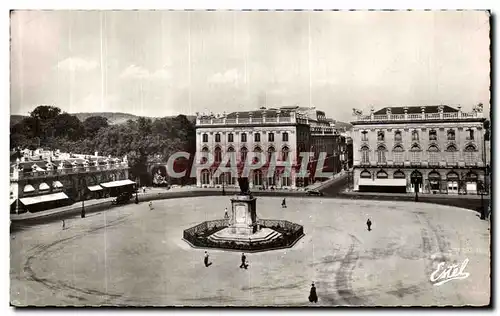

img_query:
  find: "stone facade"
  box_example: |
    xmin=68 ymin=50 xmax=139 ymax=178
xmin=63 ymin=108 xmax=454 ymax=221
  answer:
xmin=350 ymin=105 xmax=488 ymax=194
xmin=195 ymin=106 xmax=349 ymax=189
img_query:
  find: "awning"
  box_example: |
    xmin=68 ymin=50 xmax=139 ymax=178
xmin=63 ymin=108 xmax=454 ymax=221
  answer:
xmin=39 ymin=183 xmax=50 ymax=191
xmin=20 ymin=192 xmax=69 ymax=206
xmin=53 ymin=181 xmax=63 ymax=188
xmin=23 ymin=184 xmax=35 ymax=193
xmin=359 ymin=178 xmax=407 ymax=187
xmin=100 ymin=179 xmax=135 ymax=188
xmin=88 ymin=185 xmax=103 ymax=192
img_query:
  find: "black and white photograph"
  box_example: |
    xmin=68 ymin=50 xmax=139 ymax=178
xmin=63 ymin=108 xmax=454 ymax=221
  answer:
xmin=8 ymin=8 xmax=491 ymax=307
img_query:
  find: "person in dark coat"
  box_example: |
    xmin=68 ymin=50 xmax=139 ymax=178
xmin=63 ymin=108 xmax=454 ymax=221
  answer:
xmin=204 ymin=251 xmax=212 ymax=267
xmin=308 ymin=282 xmax=318 ymax=303
xmin=240 ymin=253 xmax=247 ymax=269
xmin=366 ymin=218 xmax=372 ymax=231
xmin=282 ymin=198 xmax=287 ymax=208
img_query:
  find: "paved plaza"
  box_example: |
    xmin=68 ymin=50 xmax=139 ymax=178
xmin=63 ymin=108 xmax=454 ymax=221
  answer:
xmin=10 ymin=196 xmax=490 ymax=306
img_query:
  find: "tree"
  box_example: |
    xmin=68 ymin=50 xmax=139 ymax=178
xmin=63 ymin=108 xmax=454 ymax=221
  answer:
xmin=53 ymin=113 xmax=85 ymax=140
xmin=29 ymin=105 xmax=61 ymax=121
xmin=83 ymin=116 xmax=109 ymax=138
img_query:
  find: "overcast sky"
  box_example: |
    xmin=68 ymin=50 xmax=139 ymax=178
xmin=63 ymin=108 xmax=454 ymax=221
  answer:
xmin=10 ymin=10 xmax=490 ymax=122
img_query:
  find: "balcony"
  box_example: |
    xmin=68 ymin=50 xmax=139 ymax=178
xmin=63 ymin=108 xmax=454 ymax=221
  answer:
xmin=352 ymin=110 xmax=483 ymax=123
xmin=14 ymin=164 xmax=129 ymax=180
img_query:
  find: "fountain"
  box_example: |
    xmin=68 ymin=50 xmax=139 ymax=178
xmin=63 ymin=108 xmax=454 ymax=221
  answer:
xmin=183 ymin=177 xmax=304 ymax=252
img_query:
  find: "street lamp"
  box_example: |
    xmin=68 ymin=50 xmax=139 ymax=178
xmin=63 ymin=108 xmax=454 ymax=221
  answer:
xmin=478 ymin=180 xmax=485 ymax=220
xmin=81 ymin=178 xmax=86 ymax=218
xmin=222 ymin=173 xmax=226 ymax=196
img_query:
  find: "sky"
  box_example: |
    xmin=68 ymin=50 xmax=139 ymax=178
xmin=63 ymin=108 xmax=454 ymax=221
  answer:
xmin=10 ymin=10 xmax=490 ymax=122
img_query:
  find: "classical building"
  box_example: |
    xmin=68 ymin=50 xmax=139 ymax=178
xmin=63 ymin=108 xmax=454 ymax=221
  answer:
xmin=350 ymin=105 xmax=487 ymax=194
xmin=10 ymin=149 xmax=132 ymax=214
xmin=195 ymin=106 xmax=349 ymax=189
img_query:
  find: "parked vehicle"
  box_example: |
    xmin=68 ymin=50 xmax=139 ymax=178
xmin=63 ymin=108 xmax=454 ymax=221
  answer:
xmin=306 ymin=189 xmax=324 ymax=196
xmin=112 ymin=192 xmax=133 ymax=205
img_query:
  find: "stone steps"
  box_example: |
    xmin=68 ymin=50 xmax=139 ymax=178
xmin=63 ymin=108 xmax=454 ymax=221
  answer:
xmin=208 ymin=227 xmax=282 ymax=244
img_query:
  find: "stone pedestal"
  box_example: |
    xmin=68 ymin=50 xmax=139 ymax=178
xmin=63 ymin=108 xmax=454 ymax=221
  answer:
xmin=229 ymin=195 xmax=257 ymax=235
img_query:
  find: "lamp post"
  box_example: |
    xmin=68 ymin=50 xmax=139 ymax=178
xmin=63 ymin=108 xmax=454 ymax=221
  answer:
xmin=81 ymin=177 xmax=86 ymax=218
xmin=222 ymin=173 xmax=226 ymax=196
xmin=478 ymin=180 xmax=485 ymax=220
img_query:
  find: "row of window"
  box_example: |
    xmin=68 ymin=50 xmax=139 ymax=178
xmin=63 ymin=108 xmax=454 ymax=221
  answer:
xmin=201 ymin=146 xmax=290 ymax=163
xmin=361 ymin=128 xmax=476 ymax=142
xmin=200 ymin=169 xmax=292 ymax=186
xmin=361 ymin=144 xmax=478 ymax=165
xmin=360 ymin=169 xmax=479 ymax=181
xmin=202 ymin=132 xmax=289 ymax=143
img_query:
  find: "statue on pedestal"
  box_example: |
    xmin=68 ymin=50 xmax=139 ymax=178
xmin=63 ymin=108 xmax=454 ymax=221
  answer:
xmin=238 ymin=177 xmax=251 ymax=196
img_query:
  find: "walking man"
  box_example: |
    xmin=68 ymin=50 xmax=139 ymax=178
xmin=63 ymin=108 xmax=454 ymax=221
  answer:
xmin=282 ymin=198 xmax=287 ymax=208
xmin=366 ymin=218 xmax=372 ymax=231
xmin=308 ymin=282 xmax=318 ymax=303
xmin=224 ymin=207 xmax=229 ymax=219
xmin=62 ymin=219 xmax=66 ymax=230
xmin=149 ymin=201 xmax=153 ymax=210
xmin=204 ymin=251 xmax=212 ymax=267
xmin=240 ymin=252 xmax=248 ymax=269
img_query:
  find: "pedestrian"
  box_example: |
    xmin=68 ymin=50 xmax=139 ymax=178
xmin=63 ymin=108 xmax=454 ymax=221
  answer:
xmin=62 ymin=219 xmax=66 ymax=230
xmin=149 ymin=201 xmax=154 ymax=210
xmin=204 ymin=251 xmax=212 ymax=267
xmin=143 ymin=186 xmax=146 ymax=194
xmin=308 ymin=282 xmax=318 ymax=303
xmin=366 ymin=218 xmax=372 ymax=231
xmin=282 ymin=198 xmax=287 ymax=208
xmin=224 ymin=207 xmax=229 ymax=219
xmin=240 ymin=252 xmax=248 ymax=269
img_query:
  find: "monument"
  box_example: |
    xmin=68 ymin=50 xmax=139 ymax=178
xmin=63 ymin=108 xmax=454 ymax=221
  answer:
xmin=183 ymin=177 xmax=304 ymax=252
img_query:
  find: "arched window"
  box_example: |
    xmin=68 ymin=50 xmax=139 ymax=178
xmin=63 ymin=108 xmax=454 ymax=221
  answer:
xmin=227 ymin=147 xmax=235 ymax=163
xmin=465 ymin=171 xmax=478 ymax=194
xmin=446 ymin=171 xmax=459 ymax=194
xmin=202 ymin=133 xmax=208 ymax=143
xmin=361 ymin=146 xmax=370 ymax=164
xmin=253 ymin=170 xmax=263 ymax=186
xmin=377 ymin=145 xmax=386 ymax=164
xmin=214 ymin=147 xmax=222 ymax=163
xmin=360 ymin=170 xmax=371 ymax=179
xmin=446 ymin=144 xmax=458 ymax=164
xmin=201 ymin=147 xmax=209 ymax=164
xmin=281 ymin=146 xmax=290 ymax=161
xmin=410 ymin=144 xmax=421 ymax=164
xmin=267 ymin=146 xmax=276 ymax=163
xmin=464 ymin=144 xmax=477 ymax=166
xmin=240 ymin=147 xmax=248 ymax=163
xmin=428 ymin=171 xmax=441 ymax=191
xmin=376 ymin=170 xmax=388 ymax=179
xmin=412 ymin=130 xmax=419 ymax=141
xmin=392 ymin=145 xmax=404 ymax=164
xmin=393 ymin=170 xmax=406 ymax=179
xmin=241 ymin=133 xmax=247 ymax=142
xmin=201 ymin=169 xmax=210 ymax=185
xmin=428 ymin=145 xmax=440 ymax=166
xmin=253 ymin=146 xmax=262 ymax=164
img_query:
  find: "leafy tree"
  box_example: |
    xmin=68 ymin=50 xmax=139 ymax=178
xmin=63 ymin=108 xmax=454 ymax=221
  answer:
xmin=29 ymin=105 xmax=61 ymax=121
xmin=83 ymin=116 xmax=109 ymax=138
xmin=53 ymin=113 xmax=85 ymax=140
